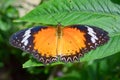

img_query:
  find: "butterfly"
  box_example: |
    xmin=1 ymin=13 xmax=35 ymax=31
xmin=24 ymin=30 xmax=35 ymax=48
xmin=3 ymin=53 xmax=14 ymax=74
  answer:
xmin=9 ymin=24 xmax=109 ymax=64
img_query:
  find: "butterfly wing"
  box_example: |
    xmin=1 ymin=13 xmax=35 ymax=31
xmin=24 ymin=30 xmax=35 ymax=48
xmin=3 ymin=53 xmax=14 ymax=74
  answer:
xmin=9 ymin=26 xmax=58 ymax=64
xmin=59 ymin=25 xmax=109 ymax=62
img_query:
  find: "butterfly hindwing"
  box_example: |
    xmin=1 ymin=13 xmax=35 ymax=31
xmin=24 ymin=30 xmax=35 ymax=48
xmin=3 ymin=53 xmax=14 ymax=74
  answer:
xmin=59 ymin=25 xmax=109 ymax=62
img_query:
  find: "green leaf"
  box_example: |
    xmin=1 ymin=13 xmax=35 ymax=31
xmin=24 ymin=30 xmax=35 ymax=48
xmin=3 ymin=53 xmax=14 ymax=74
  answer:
xmin=23 ymin=59 xmax=65 ymax=68
xmin=18 ymin=0 xmax=120 ymax=26
xmin=0 ymin=20 xmax=10 ymax=31
xmin=23 ymin=59 xmax=44 ymax=68
xmin=21 ymin=0 xmax=120 ymax=68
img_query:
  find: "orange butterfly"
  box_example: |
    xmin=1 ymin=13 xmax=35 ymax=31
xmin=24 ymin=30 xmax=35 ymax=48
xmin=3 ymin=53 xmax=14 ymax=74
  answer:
xmin=9 ymin=24 xmax=109 ymax=64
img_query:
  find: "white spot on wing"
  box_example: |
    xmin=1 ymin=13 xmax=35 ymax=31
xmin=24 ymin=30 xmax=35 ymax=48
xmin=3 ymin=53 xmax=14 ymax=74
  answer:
xmin=21 ymin=28 xmax=31 ymax=46
xmin=86 ymin=26 xmax=98 ymax=43
xmin=22 ymin=46 xmax=25 ymax=49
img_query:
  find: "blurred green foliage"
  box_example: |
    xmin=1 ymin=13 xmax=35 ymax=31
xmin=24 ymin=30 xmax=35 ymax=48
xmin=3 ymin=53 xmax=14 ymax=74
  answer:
xmin=0 ymin=0 xmax=120 ymax=80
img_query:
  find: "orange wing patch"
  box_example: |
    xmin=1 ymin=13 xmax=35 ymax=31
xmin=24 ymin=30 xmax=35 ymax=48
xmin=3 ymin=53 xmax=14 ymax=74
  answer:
xmin=33 ymin=26 xmax=87 ymax=62
xmin=58 ymin=27 xmax=86 ymax=62
xmin=33 ymin=27 xmax=57 ymax=58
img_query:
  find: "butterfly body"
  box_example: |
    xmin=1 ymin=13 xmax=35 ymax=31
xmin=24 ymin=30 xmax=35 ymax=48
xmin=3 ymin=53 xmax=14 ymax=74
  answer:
xmin=10 ymin=25 xmax=109 ymax=64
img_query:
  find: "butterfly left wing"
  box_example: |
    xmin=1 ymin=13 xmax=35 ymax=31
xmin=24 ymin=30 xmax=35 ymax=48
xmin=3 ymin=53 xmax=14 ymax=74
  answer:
xmin=9 ymin=26 xmax=58 ymax=64
xmin=59 ymin=25 xmax=109 ymax=62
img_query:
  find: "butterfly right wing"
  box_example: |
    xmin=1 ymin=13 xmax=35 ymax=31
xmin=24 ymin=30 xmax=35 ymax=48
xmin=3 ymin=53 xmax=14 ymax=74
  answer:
xmin=9 ymin=26 xmax=58 ymax=64
xmin=58 ymin=25 xmax=109 ymax=62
